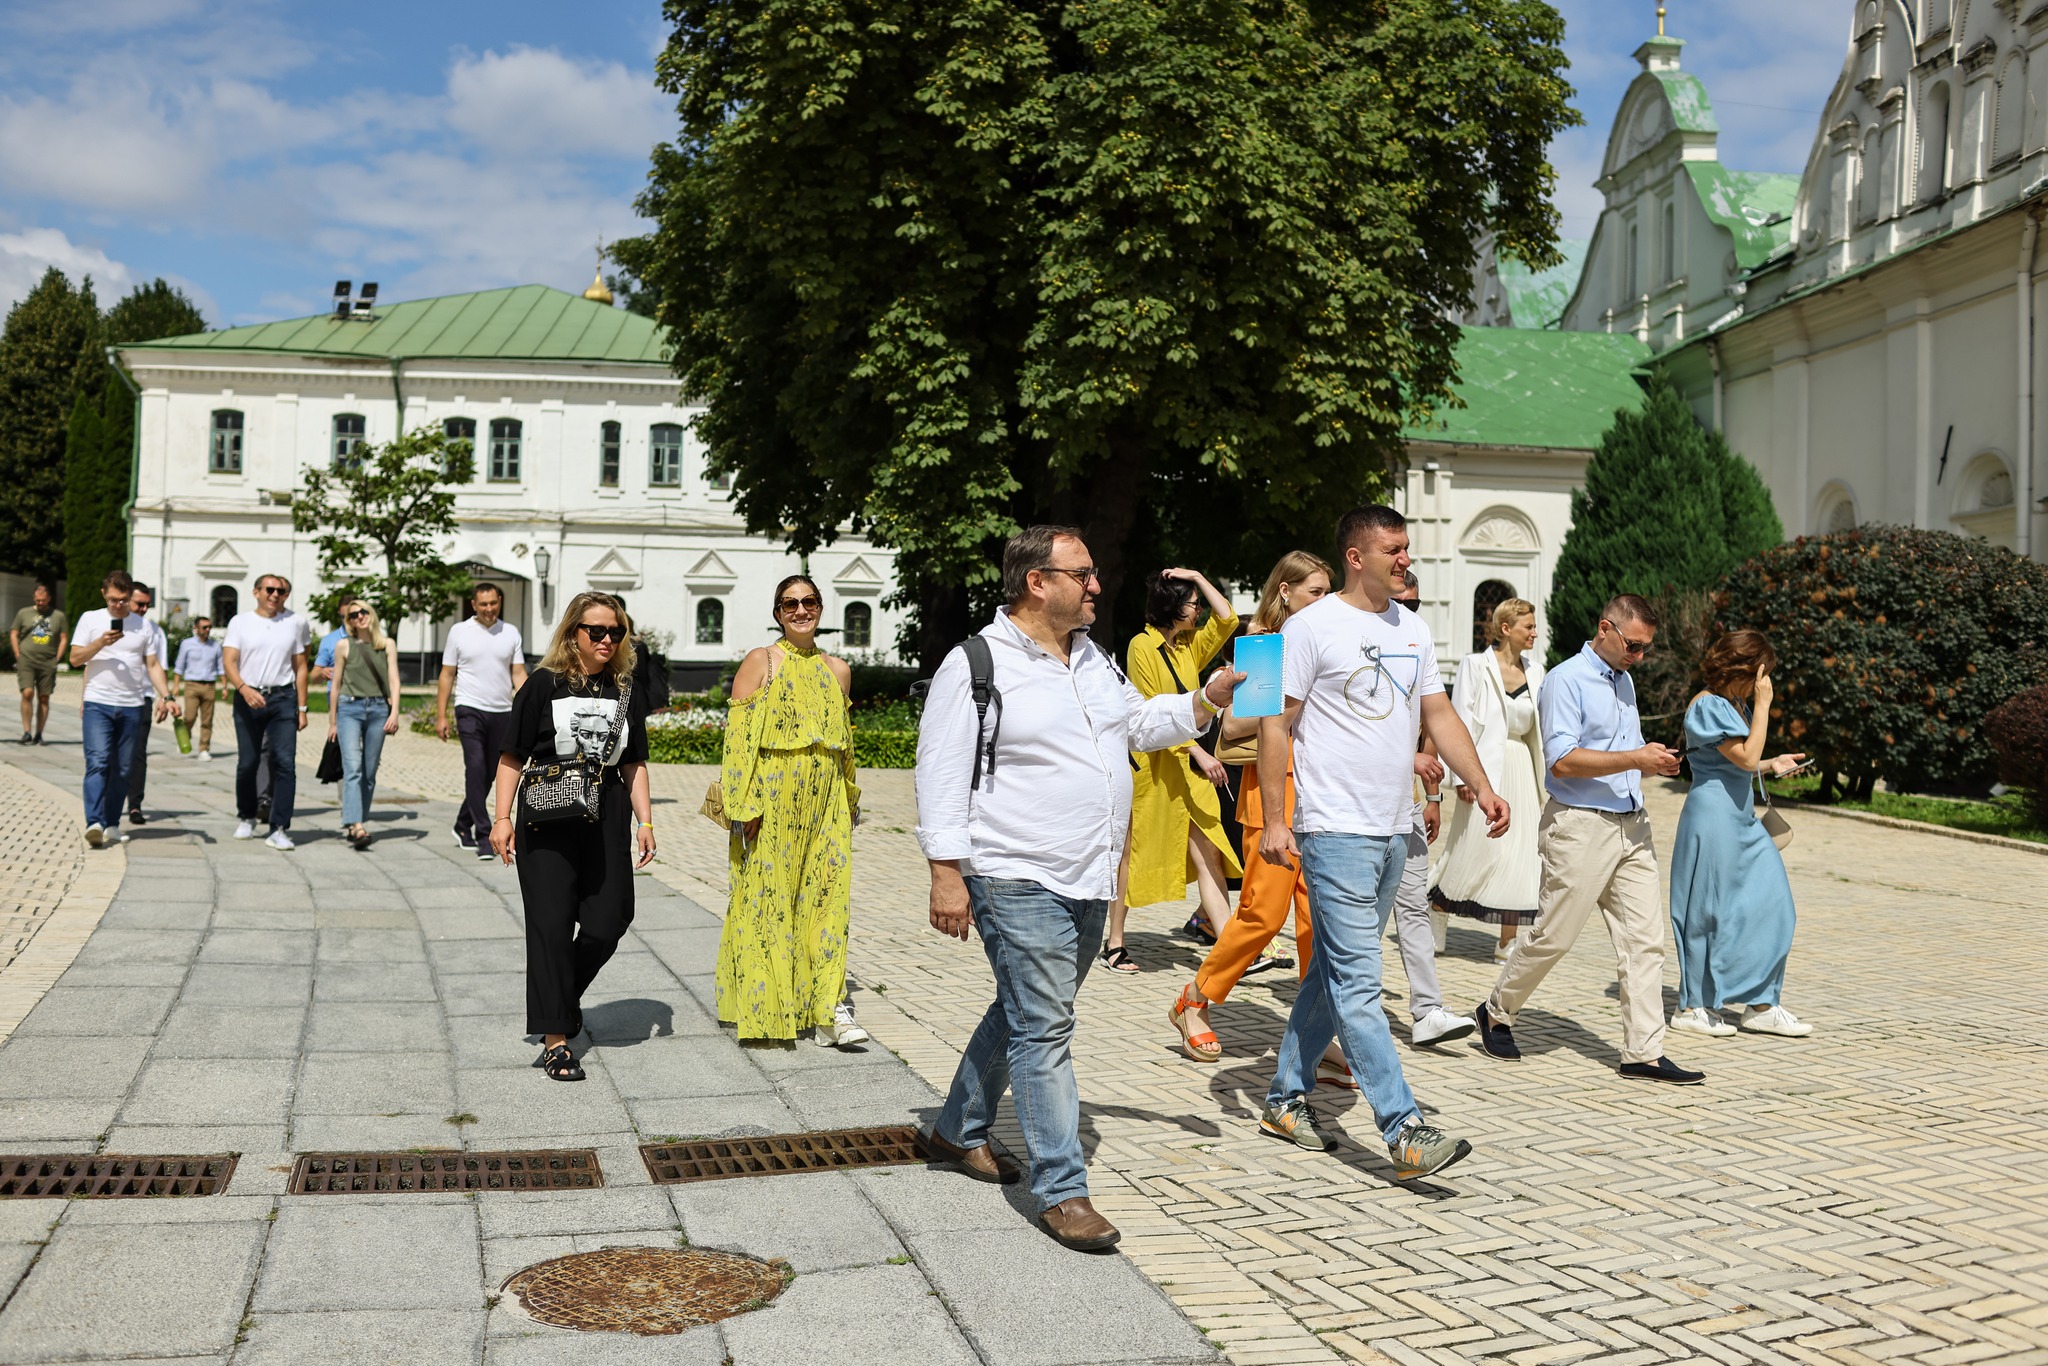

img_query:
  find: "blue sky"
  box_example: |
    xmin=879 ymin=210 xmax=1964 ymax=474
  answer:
xmin=0 ymin=0 xmax=1852 ymax=326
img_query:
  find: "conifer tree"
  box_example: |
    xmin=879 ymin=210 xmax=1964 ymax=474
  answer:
xmin=0 ymin=269 xmax=101 ymax=576
xmin=1547 ymin=374 xmax=1783 ymax=655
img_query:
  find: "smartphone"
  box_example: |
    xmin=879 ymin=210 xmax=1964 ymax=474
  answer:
xmin=1775 ymin=758 xmax=1815 ymax=778
xmin=1232 ymin=634 xmax=1283 ymax=718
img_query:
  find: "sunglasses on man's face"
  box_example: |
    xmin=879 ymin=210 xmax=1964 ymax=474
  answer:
xmin=777 ymin=595 xmax=822 ymax=613
xmin=577 ymin=624 xmax=628 ymax=643
xmin=132 ymin=602 xmax=151 ymax=613
xmin=1602 ymin=621 xmax=1653 ymax=655
xmin=258 ymin=585 xmax=288 ymax=596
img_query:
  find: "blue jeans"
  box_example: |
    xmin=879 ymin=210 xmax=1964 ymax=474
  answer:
xmin=935 ymin=877 xmax=1106 ymax=1211
xmin=234 ymin=686 xmax=299 ymax=830
xmin=81 ymin=701 xmax=149 ymax=829
xmin=335 ymin=696 xmax=390 ymax=826
xmin=1266 ymin=832 xmax=1421 ymax=1145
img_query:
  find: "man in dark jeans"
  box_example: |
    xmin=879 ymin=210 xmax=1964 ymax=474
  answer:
xmin=222 ymin=573 xmax=311 ymax=850
xmin=434 ymin=583 xmax=527 ymax=859
xmin=123 ymin=584 xmax=171 ymax=825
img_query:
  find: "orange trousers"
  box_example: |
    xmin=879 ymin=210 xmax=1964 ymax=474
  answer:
xmin=1195 ymin=764 xmax=1312 ymax=1003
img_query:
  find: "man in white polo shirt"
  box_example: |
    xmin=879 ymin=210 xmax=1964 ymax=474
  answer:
xmin=69 ymin=569 xmax=173 ymax=848
xmin=435 ymin=582 xmax=526 ymax=859
xmin=223 ymin=572 xmax=312 ymax=850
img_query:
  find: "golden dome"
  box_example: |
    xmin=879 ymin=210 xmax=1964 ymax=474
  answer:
xmin=582 ymin=267 xmax=614 ymax=306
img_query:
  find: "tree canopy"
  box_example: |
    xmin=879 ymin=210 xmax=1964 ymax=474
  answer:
xmin=0 ymin=269 xmax=101 ymax=578
xmin=615 ymin=0 xmax=1578 ymax=664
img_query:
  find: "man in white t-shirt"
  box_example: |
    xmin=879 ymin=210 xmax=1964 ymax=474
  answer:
xmin=223 ymin=572 xmax=312 ymax=850
xmin=1254 ymin=504 xmax=1509 ymax=1181
xmin=68 ymin=569 xmax=173 ymax=848
xmin=435 ymin=582 xmax=527 ymax=858
xmin=120 ymin=583 xmax=174 ymax=825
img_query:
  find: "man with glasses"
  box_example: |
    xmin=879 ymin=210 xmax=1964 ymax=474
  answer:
xmin=172 ymin=616 xmax=223 ymax=760
xmin=70 ymin=569 xmax=173 ymax=847
xmin=1474 ymin=593 xmax=1702 ymax=1084
xmin=436 ymin=582 xmax=526 ymax=860
xmin=121 ymin=584 xmax=173 ymax=825
xmin=223 ymin=574 xmax=312 ymax=850
xmin=915 ymin=525 xmax=1244 ymax=1251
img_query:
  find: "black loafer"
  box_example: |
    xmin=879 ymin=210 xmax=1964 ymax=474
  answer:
xmin=1474 ymin=1002 xmax=1520 ymax=1061
xmin=1618 ymin=1056 xmax=1705 ymax=1086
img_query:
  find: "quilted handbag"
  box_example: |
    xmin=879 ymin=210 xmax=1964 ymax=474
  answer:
xmin=518 ymin=677 xmax=632 ymax=828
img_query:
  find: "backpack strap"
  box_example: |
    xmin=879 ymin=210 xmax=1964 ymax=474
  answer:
xmin=962 ymin=634 xmax=1002 ymax=790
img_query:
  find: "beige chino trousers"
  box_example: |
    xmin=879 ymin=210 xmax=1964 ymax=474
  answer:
xmin=1485 ymin=800 xmax=1667 ymax=1065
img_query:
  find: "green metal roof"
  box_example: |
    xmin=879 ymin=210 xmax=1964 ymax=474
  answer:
xmin=125 ymin=285 xmax=670 ymax=365
xmin=1496 ymin=239 xmax=1588 ymax=330
xmin=1651 ymin=67 xmax=1718 ymax=135
xmin=1687 ymin=165 xmax=1800 ymax=270
xmin=1405 ymin=328 xmax=1649 ymax=450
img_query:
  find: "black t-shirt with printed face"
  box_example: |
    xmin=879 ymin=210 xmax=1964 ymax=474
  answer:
xmin=506 ymin=668 xmax=650 ymax=768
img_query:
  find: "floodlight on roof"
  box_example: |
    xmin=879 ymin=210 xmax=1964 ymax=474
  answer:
xmin=334 ymin=280 xmax=351 ymax=299
xmin=359 ymin=282 xmax=377 ymax=302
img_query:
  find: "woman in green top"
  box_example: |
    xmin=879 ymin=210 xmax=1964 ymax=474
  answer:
xmin=327 ymin=598 xmax=402 ymax=850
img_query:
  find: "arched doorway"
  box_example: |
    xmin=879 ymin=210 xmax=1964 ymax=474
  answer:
xmin=210 ymin=584 xmax=239 ymax=625
xmin=1472 ymin=579 xmax=1516 ymax=654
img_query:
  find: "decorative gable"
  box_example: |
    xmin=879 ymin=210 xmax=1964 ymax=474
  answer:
xmin=586 ymin=549 xmax=640 ymax=590
xmin=684 ymin=550 xmax=737 ymax=585
xmin=195 ymin=539 xmax=247 ymax=577
xmin=834 ymin=555 xmax=884 ymax=588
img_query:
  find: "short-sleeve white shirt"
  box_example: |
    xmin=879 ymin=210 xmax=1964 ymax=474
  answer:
xmin=75 ymin=609 xmax=159 ymax=707
xmin=223 ymin=609 xmax=311 ymax=688
xmin=1280 ymin=594 xmax=1445 ymax=836
xmin=442 ymin=618 xmax=524 ymax=712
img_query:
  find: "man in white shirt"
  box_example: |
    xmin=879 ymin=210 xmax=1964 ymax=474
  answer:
xmin=435 ymin=582 xmax=527 ymax=859
xmin=120 ymin=584 xmax=173 ymax=825
xmin=68 ymin=569 xmax=172 ymax=848
xmin=915 ymin=525 xmax=1243 ymax=1252
xmin=222 ymin=572 xmax=312 ymax=850
xmin=1255 ymin=505 xmax=1508 ymax=1180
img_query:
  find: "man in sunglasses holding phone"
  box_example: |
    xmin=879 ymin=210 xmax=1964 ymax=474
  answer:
xmin=437 ymin=582 xmax=527 ymax=860
xmin=1474 ymin=593 xmax=1702 ymax=1085
xmin=223 ymin=573 xmax=312 ymax=850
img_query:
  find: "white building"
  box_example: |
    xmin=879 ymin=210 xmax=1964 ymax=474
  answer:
xmin=116 ymin=283 xmax=906 ymax=680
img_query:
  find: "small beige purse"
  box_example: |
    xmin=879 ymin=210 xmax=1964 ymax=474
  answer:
xmin=1757 ymin=776 xmax=1792 ymax=851
xmin=700 ymin=781 xmax=730 ymax=830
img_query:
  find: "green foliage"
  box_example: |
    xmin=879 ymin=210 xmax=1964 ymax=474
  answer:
xmin=621 ymin=0 xmax=1579 ymax=664
xmin=1985 ymin=684 xmax=2048 ymax=828
xmin=291 ymin=425 xmax=477 ymax=631
xmin=1626 ymin=587 xmax=1716 ymax=750
xmin=1714 ymin=527 xmax=2048 ymax=799
xmin=1548 ymin=375 xmax=1783 ymax=657
xmin=0 ymin=269 xmax=101 ymax=577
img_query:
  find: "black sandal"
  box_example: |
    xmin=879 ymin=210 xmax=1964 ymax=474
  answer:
xmin=538 ymin=1044 xmax=584 ymax=1082
xmin=1099 ymin=944 xmax=1139 ymax=973
xmin=1182 ymin=913 xmax=1218 ymax=946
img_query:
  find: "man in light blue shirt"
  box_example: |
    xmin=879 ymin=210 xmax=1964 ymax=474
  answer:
xmin=1475 ymin=594 xmax=1702 ymax=1086
xmin=172 ymin=616 xmax=225 ymax=759
xmin=312 ymin=624 xmax=348 ymax=682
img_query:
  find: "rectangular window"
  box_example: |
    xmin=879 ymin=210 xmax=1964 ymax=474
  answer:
xmin=650 ymin=423 xmax=683 ymax=488
xmin=707 ymin=462 xmax=731 ymax=492
xmin=488 ymin=418 xmax=522 ymax=482
xmin=1625 ymin=223 xmax=1639 ymax=300
xmin=443 ymin=417 xmax=475 ymax=476
xmin=332 ymin=414 xmax=366 ymax=471
xmin=210 ymin=410 xmax=243 ymax=473
xmin=600 ymin=421 xmax=621 ymax=488
xmin=1662 ymin=202 xmax=1676 ymax=284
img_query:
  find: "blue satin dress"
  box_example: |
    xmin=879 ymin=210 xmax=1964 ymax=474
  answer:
xmin=1668 ymin=694 xmax=1798 ymax=1009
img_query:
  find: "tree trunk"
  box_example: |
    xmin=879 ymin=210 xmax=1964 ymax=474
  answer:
xmin=915 ymin=575 xmax=971 ymax=677
xmin=1078 ymin=438 xmax=1149 ymax=648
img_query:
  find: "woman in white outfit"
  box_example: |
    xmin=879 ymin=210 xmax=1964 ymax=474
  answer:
xmin=1430 ymin=598 xmax=1545 ymax=959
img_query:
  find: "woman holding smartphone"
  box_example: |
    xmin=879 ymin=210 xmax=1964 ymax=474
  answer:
xmin=1667 ymin=630 xmax=1813 ymax=1039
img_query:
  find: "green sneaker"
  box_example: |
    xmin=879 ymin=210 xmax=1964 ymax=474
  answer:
xmin=1258 ymin=1097 xmax=1336 ymax=1151
xmin=1388 ymin=1122 xmax=1472 ymax=1180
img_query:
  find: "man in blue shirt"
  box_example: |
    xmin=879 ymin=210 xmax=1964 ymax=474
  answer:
xmin=1474 ymin=594 xmax=1703 ymax=1085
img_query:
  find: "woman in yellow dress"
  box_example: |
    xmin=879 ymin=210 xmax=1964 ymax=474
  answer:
xmin=717 ymin=575 xmax=868 ymax=1047
xmin=1104 ymin=569 xmax=1241 ymax=969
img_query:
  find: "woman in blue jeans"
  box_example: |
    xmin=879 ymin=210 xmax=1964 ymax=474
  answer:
xmin=327 ymin=599 xmax=401 ymax=850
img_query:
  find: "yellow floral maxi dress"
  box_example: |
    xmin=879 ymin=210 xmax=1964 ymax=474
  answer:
xmin=717 ymin=641 xmax=861 ymax=1041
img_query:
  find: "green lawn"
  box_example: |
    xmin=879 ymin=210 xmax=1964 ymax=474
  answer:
xmin=1772 ymin=774 xmax=2046 ymax=845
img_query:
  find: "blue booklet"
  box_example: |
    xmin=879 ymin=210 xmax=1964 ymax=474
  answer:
xmin=1231 ymin=633 xmax=1283 ymax=718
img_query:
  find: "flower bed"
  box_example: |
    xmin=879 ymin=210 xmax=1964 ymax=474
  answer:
xmin=643 ymin=699 xmax=918 ymax=769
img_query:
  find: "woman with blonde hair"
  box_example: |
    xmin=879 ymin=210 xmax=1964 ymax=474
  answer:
xmin=1166 ymin=551 xmax=1331 ymax=1064
xmin=490 ymin=592 xmax=655 ymax=1082
xmin=327 ymin=597 xmax=402 ymax=850
xmin=1430 ymin=596 xmax=1545 ymax=959
xmin=718 ymin=574 xmax=867 ymax=1047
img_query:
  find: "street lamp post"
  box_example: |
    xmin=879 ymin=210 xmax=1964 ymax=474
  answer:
xmin=534 ymin=544 xmax=552 ymax=623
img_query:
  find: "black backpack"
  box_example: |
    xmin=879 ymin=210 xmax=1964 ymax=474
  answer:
xmin=911 ymin=635 xmax=1002 ymax=790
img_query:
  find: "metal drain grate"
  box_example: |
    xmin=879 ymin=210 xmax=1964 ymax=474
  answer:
xmin=502 ymin=1246 xmax=789 ymax=1334
xmin=0 ymin=1154 xmax=237 ymax=1199
xmin=289 ymin=1150 xmax=603 ymax=1194
xmin=641 ymin=1126 xmax=922 ymax=1185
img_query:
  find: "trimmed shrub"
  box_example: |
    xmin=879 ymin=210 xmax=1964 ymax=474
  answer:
xmin=1985 ymin=684 xmax=2048 ymax=828
xmin=1715 ymin=526 xmax=2048 ymax=799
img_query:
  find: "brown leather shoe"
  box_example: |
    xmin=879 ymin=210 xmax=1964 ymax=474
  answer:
xmin=913 ymin=1127 xmax=1021 ymax=1185
xmin=1039 ymin=1196 xmax=1120 ymax=1251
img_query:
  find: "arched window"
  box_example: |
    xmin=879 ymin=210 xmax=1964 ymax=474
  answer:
xmin=210 ymin=410 xmax=243 ymax=473
xmin=843 ymin=601 xmax=873 ymax=649
xmin=1471 ymin=579 xmax=1516 ymax=655
xmin=332 ymin=414 xmax=366 ymax=471
xmin=1921 ymin=82 xmax=1952 ymax=203
xmin=210 ymin=585 xmax=239 ymax=624
xmin=599 ymin=421 xmax=621 ymax=488
xmin=695 ymin=598 xmax=724 ymax=646
xmin=488 ymin=418 xmax=522 ymax=482
xmin=442 ymin=417 xmax=475 ymax=476
xmin=650 ymin=423 xmax=683 ymax=487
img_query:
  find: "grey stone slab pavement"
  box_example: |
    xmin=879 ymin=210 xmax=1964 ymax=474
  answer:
xmin=0 ymin=719 xmax=1218 ymax=1365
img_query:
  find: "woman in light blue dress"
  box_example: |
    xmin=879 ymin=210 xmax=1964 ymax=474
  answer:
xmin=1668 ymin=630 xmax=1814 ymax=1039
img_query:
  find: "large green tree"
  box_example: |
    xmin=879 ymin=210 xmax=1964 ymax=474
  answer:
xmin=1547 ymin=374 xmax=1784 ymax=660
xmin=0 ymin=269 xmax=101 ymax=578
xmin=616 ymin=0 xmax=1577 ymax=665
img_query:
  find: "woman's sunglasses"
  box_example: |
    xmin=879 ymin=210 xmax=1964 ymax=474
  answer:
xmin=345 ymin=609 xmax=369 ymax=621
xmin=777 ymin=595 xmax=822 ymax=613
xmin=577 ymin=624 xmax=628 ymax=643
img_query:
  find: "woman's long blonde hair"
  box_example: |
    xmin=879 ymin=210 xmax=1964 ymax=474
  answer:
xmin=341 ymin=598 xmax=388 ymax=654
xmin=537 ymin=591 xmax=637 ymax=686
xmin=1250 ymin=551 xmax=1334 ymax=634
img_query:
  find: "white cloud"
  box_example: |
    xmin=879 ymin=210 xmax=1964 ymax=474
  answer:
xmin=445 ymin=47 xmax=671 ymax=160
xmin=0 ymin=227 xmax=134 ymax=316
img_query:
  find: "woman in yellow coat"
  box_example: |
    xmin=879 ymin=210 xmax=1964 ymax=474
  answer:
xmin=1102 ymin=569 xmax=1241 ymax=970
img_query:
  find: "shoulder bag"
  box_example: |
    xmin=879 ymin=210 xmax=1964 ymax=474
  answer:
xmin=1757 ymin=772 xmax=1793 ymax=851
xmin=520 ymin=675 xmax=633 ymax=827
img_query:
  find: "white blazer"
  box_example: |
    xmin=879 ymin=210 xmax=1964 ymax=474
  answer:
xmin=1448 ymin=648 xmax=1546 ymax=793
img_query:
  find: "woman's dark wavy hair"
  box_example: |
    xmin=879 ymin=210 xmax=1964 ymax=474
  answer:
xmin=1701 ymin=629 xmax=1777 ymax=700
xmin=1144 ymin=572 xmax=1200 ymax=630
xmin=771 ymin=574 xmax=822 ymax=631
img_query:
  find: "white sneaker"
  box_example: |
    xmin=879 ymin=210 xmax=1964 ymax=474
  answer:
xmin=195 ymin=750 xmax=212 ymax=762
xmin=264 ymin=828 xmax=295 ymax=851
xmin=814 ymin=1002 xmax=871 ymax=1048
xmin=1669 ymin=1007 xmax=1736 ymax=1037
xmin=1739 ymin=1004 xmax=1812 ymax=1037
xmin=233 ymin=819 xmax=257 ymax=840
xmin=85 ymin=823 xmax=104 ymax=848
xmin=1410 ymin=1006 xmax=1477 ymax=1046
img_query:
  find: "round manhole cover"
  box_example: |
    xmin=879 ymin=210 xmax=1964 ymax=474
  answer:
xmin=501 ymin=1246 xmax=789 ymax=1335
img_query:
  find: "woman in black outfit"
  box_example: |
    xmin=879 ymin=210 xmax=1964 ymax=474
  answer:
xmin=489 ymin=591 xmax=656 ymax=1082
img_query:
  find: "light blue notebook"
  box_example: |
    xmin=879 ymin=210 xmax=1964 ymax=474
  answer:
xmin=1232 ymin=633 xmax=1283 ymax=718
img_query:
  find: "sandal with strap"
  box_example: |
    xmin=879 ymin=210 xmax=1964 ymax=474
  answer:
xmin=539 ymin=1043 xmax=585 ymax=1082
xmin=1100 ymin=943 xmax=1139 ymax=974
xmin=1168 ymin=983 xmax=1222 ymax=1063
xmin=1181 ymin=913 xmax=1219 ymax=946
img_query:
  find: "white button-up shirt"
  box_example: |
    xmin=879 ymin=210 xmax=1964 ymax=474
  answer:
xmin=915 ymin=607 xmax=1211 ymax=900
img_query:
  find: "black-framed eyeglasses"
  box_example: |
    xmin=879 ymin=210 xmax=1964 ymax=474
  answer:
xmin=1036 ymin=566 xmax=1099 ymax=586
xmin=1602 ymin=620 xmax=1653 ymax=655
xmin=777 ymin=595 xmax=822 ymax=613
xmin=577 ymin=624 xmax=628 ymax=643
